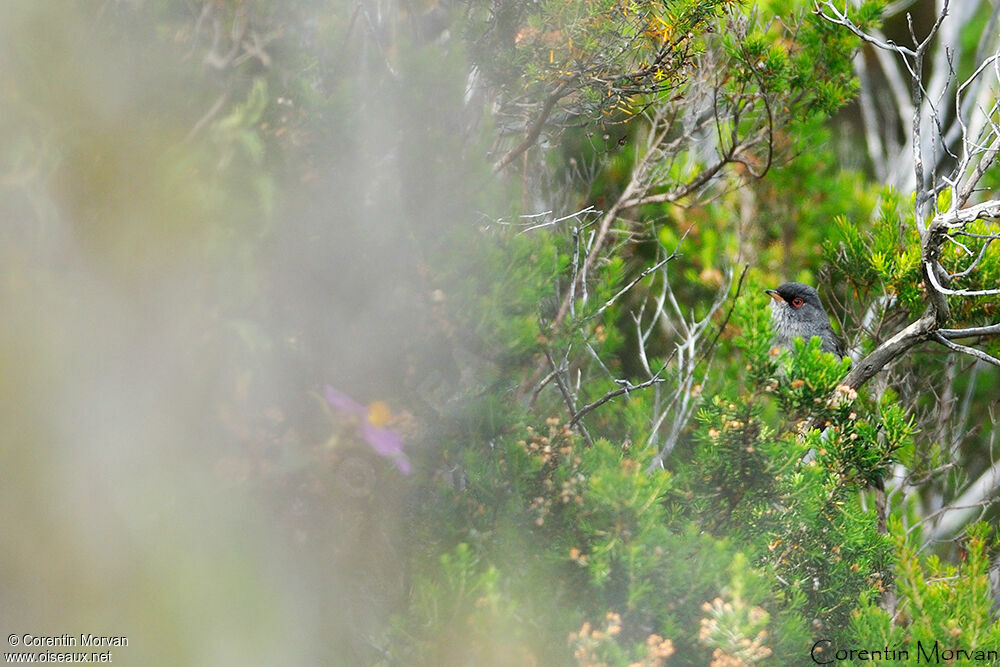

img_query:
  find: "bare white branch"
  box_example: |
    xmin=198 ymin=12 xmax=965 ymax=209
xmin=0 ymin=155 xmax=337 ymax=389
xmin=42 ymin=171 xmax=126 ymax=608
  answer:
xmin=931 ymin=333 xmax=1000 ymax=368
xmin=925 ymin=260 xmax=1000 ymax=296
xmin=938 ymin=323 xmax=1000 ymax=339
xmin=816 ymin=2 xmax=916 ymax=57
xmin=934 ymin=200 xmax=1000 ymax=228
xmin=645 ymin=268 xmax=734 ymax=469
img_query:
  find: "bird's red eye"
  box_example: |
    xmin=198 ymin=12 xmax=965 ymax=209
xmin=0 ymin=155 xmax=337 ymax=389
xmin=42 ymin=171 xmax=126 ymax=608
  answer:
xmin=791 ymin=297 xmax=804 ymax=308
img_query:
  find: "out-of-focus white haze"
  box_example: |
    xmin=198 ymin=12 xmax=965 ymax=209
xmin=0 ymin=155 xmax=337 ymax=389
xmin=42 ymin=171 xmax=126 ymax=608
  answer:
xmin=1 ymin=2 xmax=484 ymax=663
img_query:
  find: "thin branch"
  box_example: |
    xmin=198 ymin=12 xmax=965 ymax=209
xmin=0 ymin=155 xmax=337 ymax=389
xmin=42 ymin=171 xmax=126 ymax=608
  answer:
xmin=947 ymin=235 xmax=995 ymax=280
xmin=591 ymin=250 xmax=678 ymax=319
xmin=545 ymin=349 xmax=594 ymax=446
xmin=931 ymin=333 xmax=1000 ymax=368
xmin=958 ymin=134 xmax=1000 ymax=207
xmin=493 ymin=80 xmax=573 ymax=173
xmin=184 ymin=90 xmax=230 ymax=142
xmin=816 ymin=2 xmax=916 ymax=57
xmin=932 ymin=199 xmax=1000 ymax=229
xmin=527 ymin=368 xmax=559 ymax=409
xmin=620 ymin=155 xmax=731 ymax=209
xmin=645 ymin=269 xmax=733 ymax=469
xmin=511 ymin=206 xmax=598 ymax=234
xmin=570 ymin=376 xmax=665 ymax=426
xmin=549 ymin=157 xmax=646 ymax=329
xmin=842 ymin=313 xmax=937 ymax=389
xmin=938 ymin=323 xmax=1000 ymax=339
xmin=925 ymin=260 xmax=1000 ymax=296
xmin=952 ymin=231 xmax=1000 ymax=240
xmin=695 ymin=264 xmax=749 ymax=367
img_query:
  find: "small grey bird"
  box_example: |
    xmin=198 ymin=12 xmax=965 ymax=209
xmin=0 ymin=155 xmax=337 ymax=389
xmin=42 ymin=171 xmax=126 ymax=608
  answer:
xmin=765 ymin=282 xmax=845 ymax=359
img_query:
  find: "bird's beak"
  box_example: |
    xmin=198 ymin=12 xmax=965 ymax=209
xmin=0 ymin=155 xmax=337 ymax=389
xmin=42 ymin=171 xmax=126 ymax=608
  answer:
xmin=764 ymin=289 xmax=784 ymax=303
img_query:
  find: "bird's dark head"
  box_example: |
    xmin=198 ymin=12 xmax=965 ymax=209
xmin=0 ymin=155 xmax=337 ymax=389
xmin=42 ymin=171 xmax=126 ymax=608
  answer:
xmin=764 ymin=282 xmax=844 ymax=358
xmin=764 ymin=282 xmax=824 ymax=312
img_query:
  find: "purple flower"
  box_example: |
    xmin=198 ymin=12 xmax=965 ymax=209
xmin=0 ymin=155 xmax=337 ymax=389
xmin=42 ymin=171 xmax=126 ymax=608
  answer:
xmin=324 ymin=385 xmax=411 ymax=475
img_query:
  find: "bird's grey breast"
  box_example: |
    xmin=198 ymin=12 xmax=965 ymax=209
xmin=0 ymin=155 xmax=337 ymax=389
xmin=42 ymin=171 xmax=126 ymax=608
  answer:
xmin=770 ymin=301 xmax=842 ymax=356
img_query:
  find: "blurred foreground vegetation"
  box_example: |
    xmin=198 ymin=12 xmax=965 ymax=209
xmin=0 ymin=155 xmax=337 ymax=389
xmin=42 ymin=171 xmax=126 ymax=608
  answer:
xmin=3 ymin=1 xmax=1000 ymax=664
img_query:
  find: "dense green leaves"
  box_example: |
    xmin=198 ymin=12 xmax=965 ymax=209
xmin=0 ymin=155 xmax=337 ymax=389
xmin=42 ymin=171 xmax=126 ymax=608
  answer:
xmin=851 ymin=522 xmax=1000 ymax=657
